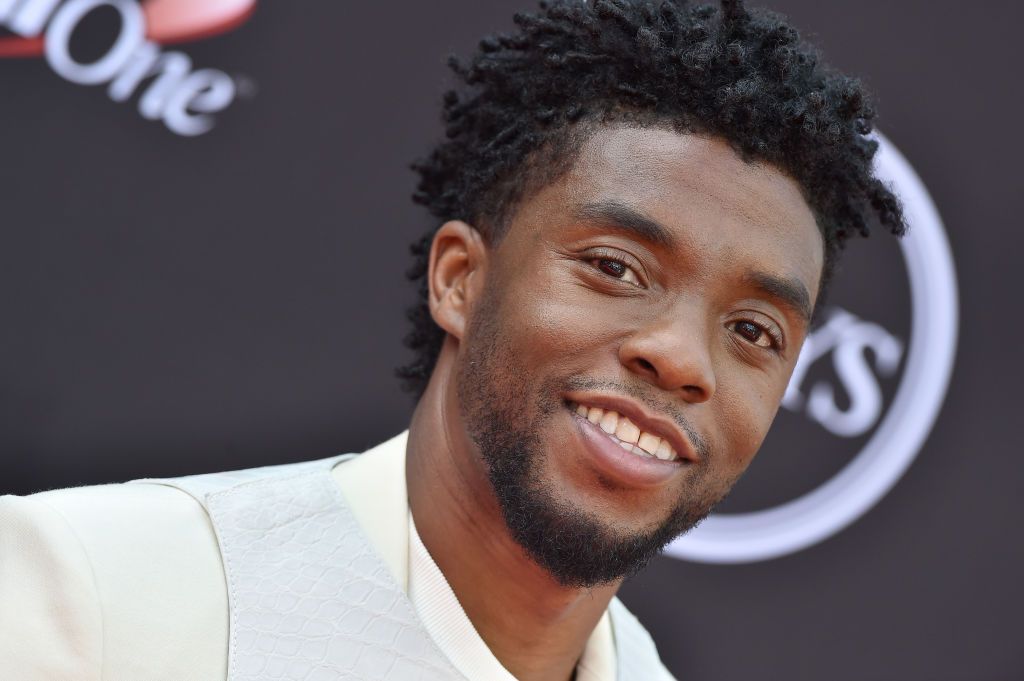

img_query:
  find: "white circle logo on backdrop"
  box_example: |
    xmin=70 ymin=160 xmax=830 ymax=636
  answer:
xmin=665 ymin=133 xmax=959 ymax=564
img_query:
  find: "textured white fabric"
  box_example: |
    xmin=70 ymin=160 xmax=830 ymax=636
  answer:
xmin=332 ymin=431 xmax=411 ymax=590
xmin=408 ymin=513 xmax=618 ymax=681
xmin=0 ymin=431 xmax=674 ymax=680
xmin=163 ymin=456 xmax=466 ymax=681
xmin=337 ymin=431 xmax=617 ymax=681
xmin=408 ymin=512 xmax=519 ymax=681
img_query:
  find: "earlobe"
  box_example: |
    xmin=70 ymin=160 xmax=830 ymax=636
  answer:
xmin=427 ymin=220 xmax=488 ymax=340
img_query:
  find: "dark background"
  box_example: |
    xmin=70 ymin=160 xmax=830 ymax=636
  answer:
xmin=2 ymin=1 xmax=1019 ymax=679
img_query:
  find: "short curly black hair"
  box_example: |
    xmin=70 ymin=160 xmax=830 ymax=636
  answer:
xmin=398 ymin=0 xmax=905 ymax=396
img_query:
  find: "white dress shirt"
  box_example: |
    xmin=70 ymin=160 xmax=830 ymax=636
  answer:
xmin=336 ymin=432 xmax=616 ymax=681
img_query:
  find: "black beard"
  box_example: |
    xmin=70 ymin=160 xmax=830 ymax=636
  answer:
xmin=456 ymin=298 xmax=724 ymax=589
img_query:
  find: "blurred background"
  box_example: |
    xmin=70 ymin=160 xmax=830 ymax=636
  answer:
xmin=1 ymin=1 xmax=1019 ymax=679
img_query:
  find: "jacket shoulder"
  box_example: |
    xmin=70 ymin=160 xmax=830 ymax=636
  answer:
xmin=147 ymin=453 xmax=355 ymax=507
xmin=0 ymin=482 xmax=229 ymax=680
xmin=0 ymin=494 xmax=104 ymax=680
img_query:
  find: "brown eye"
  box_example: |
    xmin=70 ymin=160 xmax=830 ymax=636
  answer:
xmin=592 ymin=257 xmax=641 ymax=286
xmin=598 ymin=259 xmax=626 ymax=277
xmin=734 ymin=321 xmax=772 ymax=348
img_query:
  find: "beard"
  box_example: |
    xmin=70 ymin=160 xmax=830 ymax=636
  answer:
xmin=456 ymin=296 xmax=729 ymax=588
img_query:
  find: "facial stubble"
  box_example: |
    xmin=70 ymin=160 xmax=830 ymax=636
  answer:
xmin=455 ymin=294 xmax=729 ymax=588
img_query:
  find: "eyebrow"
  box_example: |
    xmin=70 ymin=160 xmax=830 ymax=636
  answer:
xmin=574 ymin=201 xmax=676 ymax=248
xmin=743 ymin=271 xmax=814 ymax=323
xmin=576 ymin=200 xmax=814 ymax=321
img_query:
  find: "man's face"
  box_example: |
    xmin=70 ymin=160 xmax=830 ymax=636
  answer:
xmin=455 ymin=126 xmax=823 ymax=587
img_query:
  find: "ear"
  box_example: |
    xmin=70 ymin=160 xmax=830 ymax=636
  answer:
xmin=427 ymin=220 xmax=488 ymax=341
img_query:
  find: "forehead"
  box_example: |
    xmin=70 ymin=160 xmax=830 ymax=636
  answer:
xmin=544 ymin=125 xmax=824 ymax=296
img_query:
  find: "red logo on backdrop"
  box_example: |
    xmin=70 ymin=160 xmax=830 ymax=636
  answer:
xmin=0 ymin=0 xmax=255 ymax=56
xmin=1 ymin=0 xmax=255 ymax=135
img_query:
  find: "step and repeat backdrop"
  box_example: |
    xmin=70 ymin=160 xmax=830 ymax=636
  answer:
xmin=1 ymin=1 xmax=1018 ymax=679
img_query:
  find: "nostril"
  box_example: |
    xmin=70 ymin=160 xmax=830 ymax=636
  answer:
xmin=636 ymin=358 xmax=656 ymax=373
xmin=683 ymin=383 xmax=709 ymax=402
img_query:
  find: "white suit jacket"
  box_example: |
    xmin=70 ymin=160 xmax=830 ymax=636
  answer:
xmin=0 ymin=433 xmax=674 ymax=680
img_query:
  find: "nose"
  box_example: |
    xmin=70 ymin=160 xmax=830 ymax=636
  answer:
xmin=618 ymin=305 xmax=716 ymax=403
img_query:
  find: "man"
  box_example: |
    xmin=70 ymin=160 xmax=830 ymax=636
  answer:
xmin=0 ymin=1 xmax=904 ymax=679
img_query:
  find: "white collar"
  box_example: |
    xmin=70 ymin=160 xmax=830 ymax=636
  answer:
xmin=333 ymin=431 xmax=617 ymax=681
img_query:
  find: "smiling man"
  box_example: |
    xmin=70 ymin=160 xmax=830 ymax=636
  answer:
xmin=0 ymin=1 xmax=903 ymax=680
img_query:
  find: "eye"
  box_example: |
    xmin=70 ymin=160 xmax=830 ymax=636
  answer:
xmin=731 ymin=320 xmax=778 ymax=349
xmin=592 ymin=257 xmax=642 ymax=286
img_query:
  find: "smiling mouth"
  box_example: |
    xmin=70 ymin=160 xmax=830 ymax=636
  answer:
xmin=567 ymin=401 xmax=681 ymax=462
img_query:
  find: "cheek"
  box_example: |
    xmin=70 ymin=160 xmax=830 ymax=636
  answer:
xmin=713 ymin=380 xmax=783 ymax=471
xmin=495 ymin=268 xmax=624 ymax=366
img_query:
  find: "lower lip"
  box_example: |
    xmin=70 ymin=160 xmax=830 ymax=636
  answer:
xmin=569 ymin=409 xmax=685 ymax=488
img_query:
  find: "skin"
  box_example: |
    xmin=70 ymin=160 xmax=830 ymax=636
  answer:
xmin=406 ymin=125 xmax=824 ymax=681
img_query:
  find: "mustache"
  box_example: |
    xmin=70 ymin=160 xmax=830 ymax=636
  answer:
xmin=559 ymin=375 xmax=712 ymax=462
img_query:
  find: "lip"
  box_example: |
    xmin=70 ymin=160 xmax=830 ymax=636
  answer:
xmin=563 ymin=391 xmax=700 ymax=465
xmin=568 ymin=410 xmax=686 ymax=488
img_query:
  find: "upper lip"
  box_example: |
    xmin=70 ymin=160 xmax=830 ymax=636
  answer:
xmin=564 ymin=391 xmax=700 ymax=464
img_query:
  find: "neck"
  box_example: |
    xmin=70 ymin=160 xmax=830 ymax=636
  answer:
xmin=406 ymin=351 xmax=619 ymax=681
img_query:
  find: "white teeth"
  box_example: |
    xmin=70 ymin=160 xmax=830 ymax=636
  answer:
xmin=571 ymin=402 xmax=680 ymax=462
xmin=637 ymin=432 xmax=661 ymax=456
xmin=615 ymin=417 xmax=640 ymax=445
xmin=599 ymin=410 xmax=619 ymax=435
